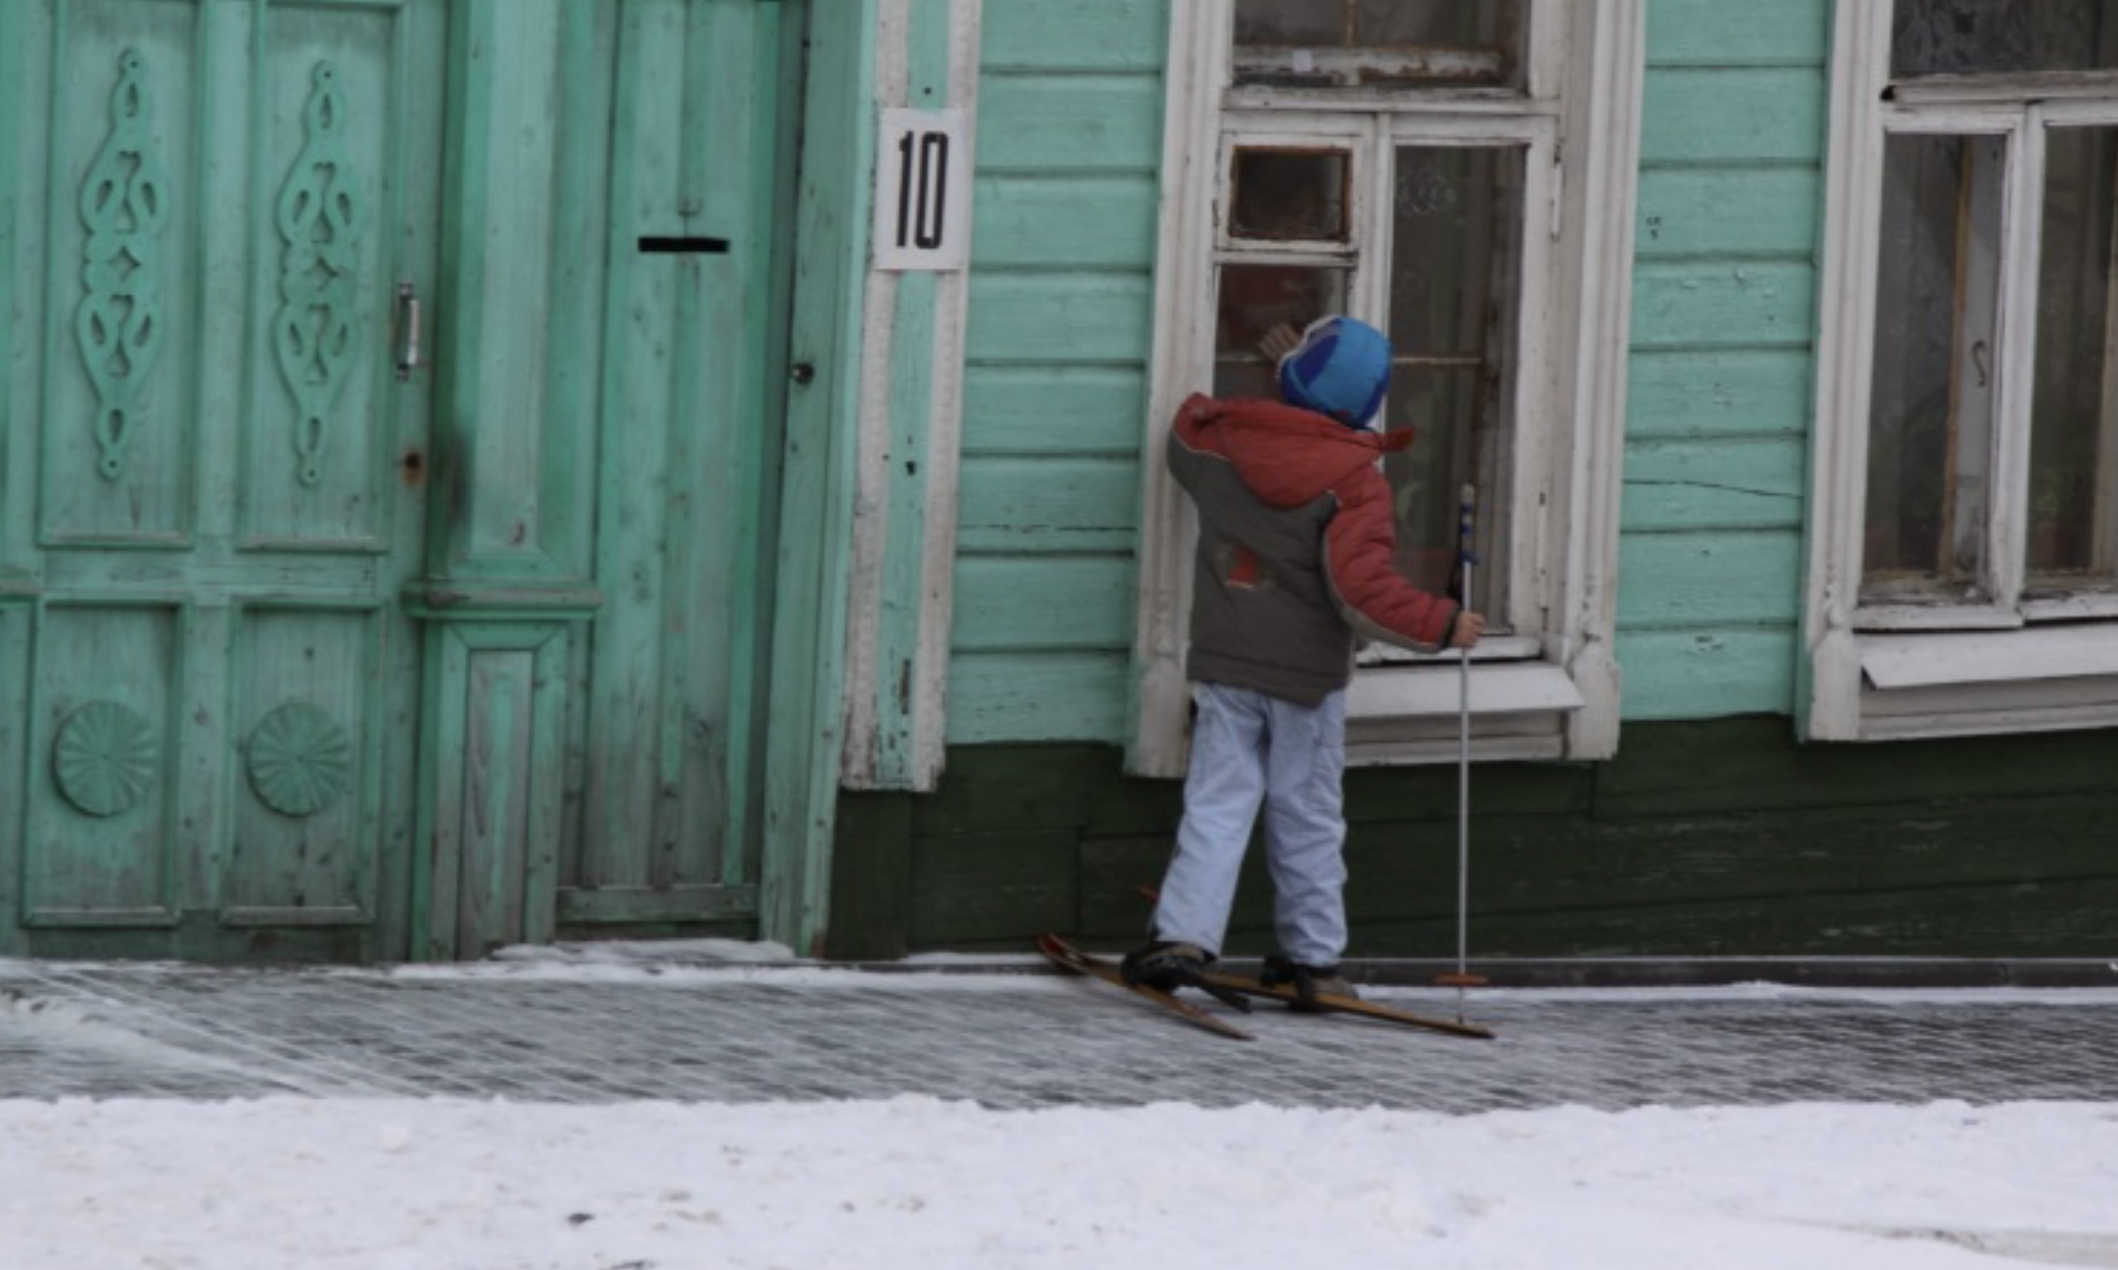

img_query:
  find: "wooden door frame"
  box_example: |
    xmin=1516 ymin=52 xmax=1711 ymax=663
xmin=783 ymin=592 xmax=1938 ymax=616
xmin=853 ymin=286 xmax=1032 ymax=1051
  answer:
xmin=760 ymin=0 xmax=875 ymax=956
xmin=412 ymin=0 xmax=868 ymax=960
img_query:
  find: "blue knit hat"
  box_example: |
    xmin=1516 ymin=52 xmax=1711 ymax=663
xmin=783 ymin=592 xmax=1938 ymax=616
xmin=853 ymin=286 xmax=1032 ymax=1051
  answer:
xmin=1276 ymin=316 xmax=1392 ymax=428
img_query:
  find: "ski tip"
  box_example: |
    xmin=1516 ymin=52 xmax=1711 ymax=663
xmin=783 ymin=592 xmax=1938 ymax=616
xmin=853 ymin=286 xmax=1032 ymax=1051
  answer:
xmin=1435 ymin=972 xmax=1490 ymax=989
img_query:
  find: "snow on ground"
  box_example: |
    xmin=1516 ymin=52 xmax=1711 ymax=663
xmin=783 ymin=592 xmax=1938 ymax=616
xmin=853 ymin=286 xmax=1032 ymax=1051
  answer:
xmin=4 ymin=945 xmax=2116 ymax=1269
xmin=5 ymin=1093 xmax=2116 ymax=1267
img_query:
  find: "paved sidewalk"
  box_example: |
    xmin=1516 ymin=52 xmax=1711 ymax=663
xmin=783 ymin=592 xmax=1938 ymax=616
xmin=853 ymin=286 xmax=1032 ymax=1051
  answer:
xmin=4 ymin=954 xmax=2116 ymax=1112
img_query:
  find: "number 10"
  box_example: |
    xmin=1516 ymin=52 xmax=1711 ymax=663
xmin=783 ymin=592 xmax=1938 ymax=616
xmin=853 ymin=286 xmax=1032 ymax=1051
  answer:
xmin=894 ymin=130 xmax=950 ymax=251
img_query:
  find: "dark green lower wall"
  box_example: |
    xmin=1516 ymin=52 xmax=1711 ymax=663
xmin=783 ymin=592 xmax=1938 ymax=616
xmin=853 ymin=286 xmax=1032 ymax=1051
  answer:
xmin=825 ymin=717 xmax=2118 ymax=961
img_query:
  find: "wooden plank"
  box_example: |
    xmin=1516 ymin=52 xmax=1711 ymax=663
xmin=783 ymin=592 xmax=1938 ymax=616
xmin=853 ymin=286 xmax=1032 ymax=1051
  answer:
xmin=435 ymin=0 xmax=565 ymax=563
xmin=554 ymin=883 xmax=758 ymax=924
xmin=1646 ymin=0 xmax=1829 ymax=68
xmin=954 ymin=454 xmax=1139 ymax=553
xmin=0 ymin=2 xmax=22 ymax=584
xmin=945 ymin=651 xmax=1129 ymax=744
xmin=1619 ymin=528 xmax=1804 ymax=627
xmin=906 ymin=828 xmax=1080 ymax=945
xmin=1493 ymin=800 xmax=2114 ymax=912
xmin=912 ymin=738 xmax=1110 ymax=835
xmin=1082 ymin=768 xmax=1185 ymax=840
xmin=763 ymin=0 xmax=870 ymax=955
xmin=1349 ymin=794 xmax=2118 ymax=956
xmin=867 ymin=724 xmax=2118 ymax=959
xmin=670 ymin=0 xmax=746 ymax=877
xmin=1636 ymin=166 xmax=1820 ymax=260
xmin=1621 ymin=437 xmax=1806 ymax=532
xmin=1361 ymin=879 xmax=2118 ymax=959
xmin=860 ymin=264 xmax=941 ymax=789
xmin=1626 ymin=349 xmax=1814 ymax=440
xmin=1344 ymin=760 xmax=1595 ymax=823
xmin=1597 ymin=715 xmax=2118 ymax=814
xmin=979 ymin=0 xmax=1167 ymax=73
xmin=965 ymin=272 xmax=1154 ymax=362
xmin=824 ymin=791 xmax=914 ymax=960
xmin=0 ymin=606 xmax=23 ymax=956
xmin=972 ymin=173 xmax=1159 ymax=269
xmin=1630 ymin=260 xmax=1816 ymax=350
xmin=950 ymin=555 xmax=1133 ymax=652
xmin=975 ymin=72 xmax=1165 ymax=173
xmin=962 ymin=365 xmax=1149 ymax=456
xmin=1612 ymin=626 xmax=1799 ymax=720
xmin=580 ymin=0 xmax=685 ymax=888
xmin=541 ymin=0 xmax=612 ymax=584
xmin=1639 ymin=66 xmax=1829 ymax=165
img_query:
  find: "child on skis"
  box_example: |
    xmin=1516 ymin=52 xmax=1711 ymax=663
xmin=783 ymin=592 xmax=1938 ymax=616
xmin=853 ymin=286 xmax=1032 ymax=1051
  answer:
xmin=1123 ymin=315 xmax=1485 ymax=1008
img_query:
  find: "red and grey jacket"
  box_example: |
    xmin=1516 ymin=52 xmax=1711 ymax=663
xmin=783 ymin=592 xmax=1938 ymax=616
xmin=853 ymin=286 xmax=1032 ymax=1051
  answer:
xmin=1167 ymin=392 xmax=1460 ymax=706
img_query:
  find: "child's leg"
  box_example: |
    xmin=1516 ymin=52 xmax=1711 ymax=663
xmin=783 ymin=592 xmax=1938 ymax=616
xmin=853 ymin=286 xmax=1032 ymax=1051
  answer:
xmin=1151 ymin=683 xmax=1269 ymax=956
xmin=1260 ymin=689 xmax=1349 ymax=967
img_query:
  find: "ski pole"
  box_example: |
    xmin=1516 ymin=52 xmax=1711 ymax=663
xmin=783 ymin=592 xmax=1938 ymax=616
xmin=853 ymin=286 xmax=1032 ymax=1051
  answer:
xmin=1436 ymin=484 xmax=1488 ymax=1021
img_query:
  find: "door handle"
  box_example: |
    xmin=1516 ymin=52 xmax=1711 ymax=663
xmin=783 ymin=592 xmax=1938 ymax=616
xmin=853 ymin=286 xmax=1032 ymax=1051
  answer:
xmin=396 ymin=280 xmax=421 ymax=381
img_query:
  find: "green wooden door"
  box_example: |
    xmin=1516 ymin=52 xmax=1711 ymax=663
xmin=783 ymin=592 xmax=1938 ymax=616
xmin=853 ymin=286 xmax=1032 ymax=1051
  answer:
xmin=547 ymin=0 xmax=797 ymax=945
xmin=1 ymin=0 xmax=444 ymax=959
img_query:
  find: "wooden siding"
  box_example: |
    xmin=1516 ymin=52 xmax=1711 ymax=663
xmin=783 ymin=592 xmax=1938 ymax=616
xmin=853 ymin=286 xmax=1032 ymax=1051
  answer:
xmin=829 ymin=721 xmax=2118 ymax=960
xmin=1617 ymin=0 xmax=1832 ymax=720
xmin=946 ymin=0 xmax=1167 ymax=746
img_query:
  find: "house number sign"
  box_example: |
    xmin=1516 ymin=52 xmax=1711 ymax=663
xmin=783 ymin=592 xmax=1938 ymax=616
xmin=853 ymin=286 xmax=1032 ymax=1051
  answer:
xmin=874 ymin=108 xmax=969 ymax=271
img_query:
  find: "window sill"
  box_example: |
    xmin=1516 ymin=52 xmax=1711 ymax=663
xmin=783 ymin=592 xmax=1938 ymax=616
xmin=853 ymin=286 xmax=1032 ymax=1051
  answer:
xmin=1861 ymin=625 xmax=2118 ymax=688
xmin=1344 ymin=660 xmax=1586 ymax=765
xmin=1823 ymin=625 xmax=2118 ymax=741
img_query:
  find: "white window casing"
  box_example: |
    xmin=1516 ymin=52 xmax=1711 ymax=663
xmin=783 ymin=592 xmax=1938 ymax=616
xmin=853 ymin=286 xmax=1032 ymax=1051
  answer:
xmin=1805 ymin=2 xmax=2118 ymax=742
xmin=1129 ymin=0 xmax=1644 ymax=777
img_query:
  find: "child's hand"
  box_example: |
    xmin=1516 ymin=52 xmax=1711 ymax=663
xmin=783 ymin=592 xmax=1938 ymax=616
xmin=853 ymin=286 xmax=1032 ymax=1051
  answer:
xmin=1257 ymin=323 xmax=1303 ymax=363
xmin=1449 ymin=610 xmax=1487 ymax=649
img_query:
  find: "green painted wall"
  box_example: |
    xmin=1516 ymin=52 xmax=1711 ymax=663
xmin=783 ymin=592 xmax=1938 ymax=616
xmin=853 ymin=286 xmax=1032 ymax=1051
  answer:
xmin=830 ymin=721 xmax=2118 ymax=961
xmin=825 ymin=0 xmax=2118 ymax=965
xmin=1617 ymin=0 xmax=1831 ymax=720
xmin=946 ymin=0 xmax=1167 ymax=746
xmin=948 ymin=0 xmax=1843 ymax=739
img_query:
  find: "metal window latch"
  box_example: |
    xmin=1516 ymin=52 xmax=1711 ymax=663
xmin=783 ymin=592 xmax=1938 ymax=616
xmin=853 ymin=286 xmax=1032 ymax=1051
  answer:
xmin=396 ymin=281 xmax=421 ymax=381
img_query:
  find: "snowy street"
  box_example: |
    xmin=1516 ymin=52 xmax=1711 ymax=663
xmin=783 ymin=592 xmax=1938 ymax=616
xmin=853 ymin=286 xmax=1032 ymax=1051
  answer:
xmin=4 ymin=946 xmax=2116 ymax=1268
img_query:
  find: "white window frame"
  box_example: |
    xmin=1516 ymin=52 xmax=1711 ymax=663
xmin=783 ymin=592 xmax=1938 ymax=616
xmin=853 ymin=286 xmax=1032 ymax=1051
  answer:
xmin=1805 ymin=3 xmax=2118 ymax=741
xmin=1129 ymin=0 xmax=1644 ymax=776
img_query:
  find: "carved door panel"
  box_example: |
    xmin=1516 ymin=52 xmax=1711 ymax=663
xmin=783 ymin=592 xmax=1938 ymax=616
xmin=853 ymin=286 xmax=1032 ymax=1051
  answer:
xmin=3 ymin=0 xmax=443 ymax=958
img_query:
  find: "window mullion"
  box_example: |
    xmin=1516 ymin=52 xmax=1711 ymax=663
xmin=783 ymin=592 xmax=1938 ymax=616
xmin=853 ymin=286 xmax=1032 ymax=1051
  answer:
xmin=1992 ymin=113 xmax=2042 ymax=610
xmin=1523 ymin=0 xmax=1567 ymax=99
xmin=1353 ymin=121 xmax=1391 ymax=323
xmin=2098 ymin=158 xmax=2118 ymax=576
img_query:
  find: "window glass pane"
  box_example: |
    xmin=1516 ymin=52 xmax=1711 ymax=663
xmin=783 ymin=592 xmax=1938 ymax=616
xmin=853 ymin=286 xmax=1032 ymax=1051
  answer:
xmin=1233 ymin=0 xmax=1521 ymax=89
xmin=1864 ymin=133 xmax=2004 ymax=603
xmin=1213 ymin=264 xmax=1350 ymax=401
xmin=1235 ymin=0 xmax=1344 ymax=47
xmin=2029 ymin=125 xmax=2118 ymax=587
xmin=1892 ymin=0 xmax=2118 ymax=77
xmin=1231 ymin=149 xmax=1350 ymax=242
xmin=1384 ymin=145 xmax=1522 ymax=615
xmin=1357 ymin=0 xmax=1516 ymax=51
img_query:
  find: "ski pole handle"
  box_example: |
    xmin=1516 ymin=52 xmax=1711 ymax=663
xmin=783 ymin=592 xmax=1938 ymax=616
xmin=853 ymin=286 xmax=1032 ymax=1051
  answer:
xmin=1457 ymin=484 xmax=1478 ymax=569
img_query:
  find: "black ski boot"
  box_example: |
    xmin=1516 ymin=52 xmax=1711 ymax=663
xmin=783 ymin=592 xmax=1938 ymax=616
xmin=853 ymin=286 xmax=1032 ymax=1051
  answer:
xmin=1262 ymin=955 xmax=1359 ymax=1013
xmin=1122 ymin=941 xmax=1251 ymax=1011
xmin=1120 ymin=940 xmax=1212 ymax=990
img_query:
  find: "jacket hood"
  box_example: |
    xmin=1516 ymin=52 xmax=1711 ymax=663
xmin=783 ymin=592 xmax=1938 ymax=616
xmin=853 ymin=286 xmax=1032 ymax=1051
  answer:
xmin=1175 ymin=394 xmax=1416 ymax=508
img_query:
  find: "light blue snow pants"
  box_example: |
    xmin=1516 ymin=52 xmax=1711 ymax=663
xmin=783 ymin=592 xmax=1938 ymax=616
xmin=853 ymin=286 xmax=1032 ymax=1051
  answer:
xmin=1151 ymin=682 xmax=1349 ymax=967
